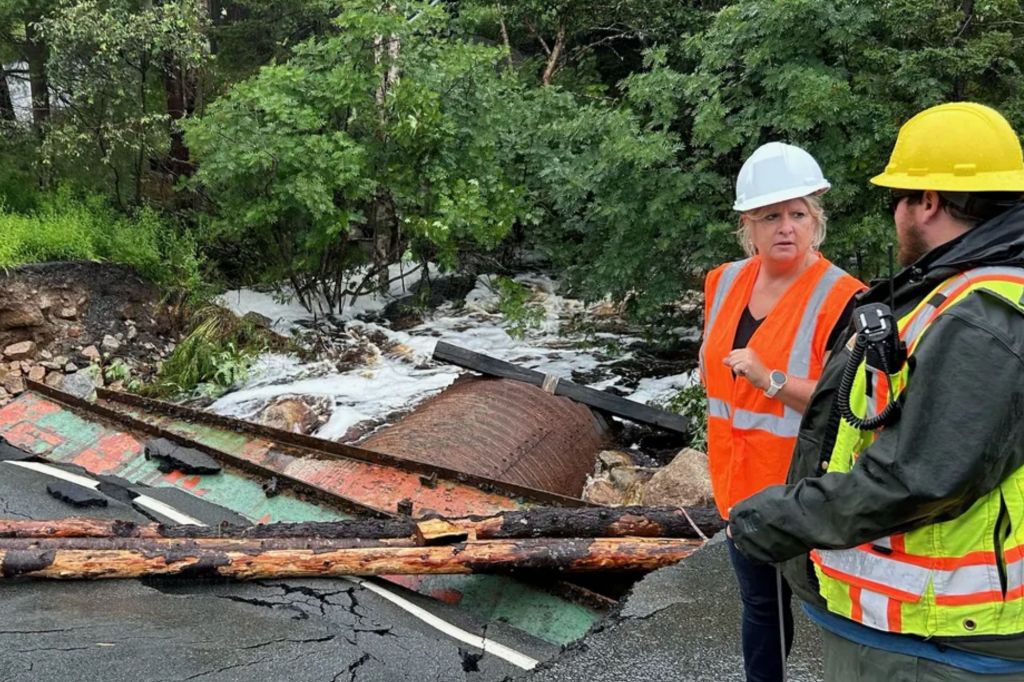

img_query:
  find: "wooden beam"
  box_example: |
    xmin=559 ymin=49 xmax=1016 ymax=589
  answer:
xmin=0 ymin=537 xmax=701 ymax=581
xmin=432 ymin=341 xmax=690 ymax=435
xmin=0 ymin=506 xmax=723 ymax=542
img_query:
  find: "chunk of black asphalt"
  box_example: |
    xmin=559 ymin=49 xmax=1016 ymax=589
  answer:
xmin=46 ymin=481 xmax=109 ymax=508
xmin=0 ymin=437 xmax=35 ymax=462
xmin=144 ymin=438 xmax=222 ymax=475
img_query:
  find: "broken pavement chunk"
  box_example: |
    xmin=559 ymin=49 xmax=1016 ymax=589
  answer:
xmin=46 ymin=481 xmax=108 ymax=508
xmin=144 ymin=438 xmax=222 ymax=475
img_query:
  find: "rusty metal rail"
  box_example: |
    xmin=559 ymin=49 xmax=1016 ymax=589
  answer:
xmin=27 ymin=382 xmax=589 ymax=514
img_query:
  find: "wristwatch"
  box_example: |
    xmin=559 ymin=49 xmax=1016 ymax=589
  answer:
xmin=764 ymin=369 xmax=787 ymax=398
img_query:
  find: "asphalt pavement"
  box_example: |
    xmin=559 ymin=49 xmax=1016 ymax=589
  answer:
xmin=1 ymin=457 xmax=822 ymax=682
xmin=522 ymin=535 xmax=824 ymax=682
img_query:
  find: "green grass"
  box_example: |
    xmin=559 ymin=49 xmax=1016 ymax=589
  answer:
xmin=0 ymin=191 xmax=201 ymax=289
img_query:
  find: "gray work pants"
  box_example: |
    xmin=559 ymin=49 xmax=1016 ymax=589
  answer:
xmin=822 ymin=629 xmax=1024 ymax=681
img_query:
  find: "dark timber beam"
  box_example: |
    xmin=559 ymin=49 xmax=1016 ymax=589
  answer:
xmin=432 ymin=341 xmax=690 ymax=435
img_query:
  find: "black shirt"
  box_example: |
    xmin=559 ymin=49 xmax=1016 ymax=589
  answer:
xmin=732 ymin=297 xmax=857 ymax=351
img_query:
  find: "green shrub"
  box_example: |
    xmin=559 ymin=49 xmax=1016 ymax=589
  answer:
xmin=657 ymin=382 xmax=708 ymax=452
xmin=144 ymin=305 xmax=284 ymax=399
xmin=495 ymin=276 xmax=545 ymax=339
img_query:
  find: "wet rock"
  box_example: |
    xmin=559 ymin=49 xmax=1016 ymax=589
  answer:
xmin=65 ymin=362 xmax=78 ymax=373
xmin=3 ymin=374 xmax=25 ymax=395
xmin=641 ymin=448 xmax=713 ymax=507
xmin=54 ymin=355 xmax=68 ymax=366
xmin=582 ymin=478 xmax=628 ymax=506
xmin=27 ymin=366 xmax=45 ymax=383
xmin=102 ymin=335 xmax=121 ymax=352
xmin=126 ymin=325 xmax=138 ymax=341
xmin=242 ymin=311 xmax=272 ymax=328
xmin=3 ymin=340 xmax=36 ymax=360
xmin=62 ymin=371 xmax=99 ymax=400
xmin=81 ymin=345 xmax=101 ymax=362
xmin=40 ymin=361 xmax=61 ymax=371
xmin=597 ymin=450 xmax=635 ymax=471
xmin=257 ymin=398 xmax=319 ymax=435
xmin=44 ymin=372 xmax=64 ymax=389
xmin=55 ymin=306 xmax=78 ymax=320
xmin=582 ymin=450 xmax=658 ymax=506
xmin=40 ymin=349 xmax=52 ymax=361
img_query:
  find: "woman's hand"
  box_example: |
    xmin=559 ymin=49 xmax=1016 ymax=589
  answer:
xmin=723 ymin=349 xmax=770 ymax=391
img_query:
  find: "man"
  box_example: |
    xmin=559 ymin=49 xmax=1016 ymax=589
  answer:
xmin=729 ymin=101 xmax=1024 ymax=680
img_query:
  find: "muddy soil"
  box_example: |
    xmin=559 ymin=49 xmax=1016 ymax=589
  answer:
xmin=0 ymin=261 xmax=184 ymax=401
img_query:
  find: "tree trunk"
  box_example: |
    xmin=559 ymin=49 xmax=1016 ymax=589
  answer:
xmin=0 ymin=536 xmax=698 ymax=581
xmin=23 ymin=19 xmax=49 ymax=134
xmin=541 ymin=28 xmax=565 ymax=86
xmin=0 ymin=506 xmax=723 ymax=542
xmin=163 ymin=54 xmax=196 ymax=182
xmin=0 ymin=67 xmax=16 ymax=122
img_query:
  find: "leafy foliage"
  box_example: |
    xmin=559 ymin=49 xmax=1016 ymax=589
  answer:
xmin=145 ymin=305 xmax=280 ymax=398
xmin=185 ymin=1 xmax=527 ymax=313
xmin=39 ymin=0 xmax=212 ymax=205
xmin=657 ymin=382 xmax=708 ymax=452
xmin=5 ymin=0 xmax=1024 ymax=325
xmin=494 ymin=276 xmax=544 ymax=338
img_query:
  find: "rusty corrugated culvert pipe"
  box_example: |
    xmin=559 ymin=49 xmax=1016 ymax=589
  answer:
xmin=361 ymin=376 xmax=610 ymax=497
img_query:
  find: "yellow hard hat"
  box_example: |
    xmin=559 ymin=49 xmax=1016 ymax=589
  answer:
xmin=870 ymin=102 xmax=1024 ymax=192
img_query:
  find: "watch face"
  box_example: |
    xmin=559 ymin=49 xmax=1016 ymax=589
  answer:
xmin=771 ymin=370 xmax=787 ymax=385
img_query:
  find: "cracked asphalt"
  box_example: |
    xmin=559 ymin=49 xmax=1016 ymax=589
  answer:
xmin=0 ymin=462 xmax=558 ymax=682
xmin=521 ymin=535 xmax=823 ymax=682
xmin=2 ymin=461 xmax=822 ymax=682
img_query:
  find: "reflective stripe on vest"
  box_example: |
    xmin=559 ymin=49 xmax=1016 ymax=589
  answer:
xmin=814 ymin=267 xmax=1024 ymax=637
xmin=700 ymin=259 xmax=750 ymax=378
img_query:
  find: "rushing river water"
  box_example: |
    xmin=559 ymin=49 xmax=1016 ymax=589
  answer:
xmin=213 ymin=268 xmax=700 ymax=446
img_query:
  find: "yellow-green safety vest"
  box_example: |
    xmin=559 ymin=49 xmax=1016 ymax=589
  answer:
xmin=812 ymin=266 xmax=1024 ymax=637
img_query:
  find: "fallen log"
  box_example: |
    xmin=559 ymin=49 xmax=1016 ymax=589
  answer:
xmin=433 ymin=341 xmax=690 ymax=435
xmin=0 ymin=506 xmax=723 ymax=541
xmin=0 ymin=537 xmax=701 ymax=581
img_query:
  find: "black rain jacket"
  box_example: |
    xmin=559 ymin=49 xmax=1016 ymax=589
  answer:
xmin=730 ymin=203 xmax=1024 ymax=658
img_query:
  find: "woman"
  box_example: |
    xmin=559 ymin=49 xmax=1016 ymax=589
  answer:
xmin=700 ymin=142 xmax=864 ymax=682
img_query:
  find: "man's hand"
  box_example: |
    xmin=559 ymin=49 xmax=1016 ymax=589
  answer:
xmin=723 ymin=348 xmax=770 ymax=391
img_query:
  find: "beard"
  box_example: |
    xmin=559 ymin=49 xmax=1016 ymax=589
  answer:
xmin=898 ymin=220 xmax=930 ymax=267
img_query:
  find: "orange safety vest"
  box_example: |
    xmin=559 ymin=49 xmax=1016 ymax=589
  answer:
xmin=701 ymin=255 xmax=864 ymax=519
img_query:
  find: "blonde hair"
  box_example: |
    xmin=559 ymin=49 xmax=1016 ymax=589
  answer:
xmin=735 ymin=195 xmax=827 ymax=257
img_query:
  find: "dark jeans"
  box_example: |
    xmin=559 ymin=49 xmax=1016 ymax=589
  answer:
xmin=728 ymin=536 xmax=794 ymax=682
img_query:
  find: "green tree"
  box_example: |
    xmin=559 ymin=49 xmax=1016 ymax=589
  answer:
xmin=185 ymin=0 xmax=526 ymax=313
xmin=40 ymin=0 xmax=212 ymax=206
xmin=681 ymin=0 xmax=1024 ymax=279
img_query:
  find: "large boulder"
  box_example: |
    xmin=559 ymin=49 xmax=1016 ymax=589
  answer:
xmin=641 ymin=448 xmax=714 ymax=508
xmin=257 ymin=398 xmax=320 ymax=435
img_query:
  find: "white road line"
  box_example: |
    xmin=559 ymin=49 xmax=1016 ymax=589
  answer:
xmin=344 ymin=576 xmax=540 ymax=670
xmin=5 ymin=460 xmax=204 ymax=525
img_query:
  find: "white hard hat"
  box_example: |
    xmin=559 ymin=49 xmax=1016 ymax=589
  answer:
xmin=733 ymin=142 xmax=831 ymax=212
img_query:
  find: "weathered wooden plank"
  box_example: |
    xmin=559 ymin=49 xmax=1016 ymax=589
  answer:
xmin=432 ymin=341 xmax=690 ymax=435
